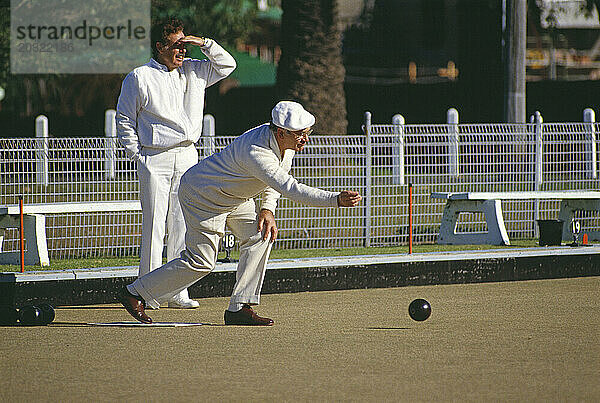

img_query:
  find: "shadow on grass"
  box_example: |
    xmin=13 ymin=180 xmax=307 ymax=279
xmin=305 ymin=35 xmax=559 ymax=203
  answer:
xmin=367 ymin=327 xmax=411 ymax=330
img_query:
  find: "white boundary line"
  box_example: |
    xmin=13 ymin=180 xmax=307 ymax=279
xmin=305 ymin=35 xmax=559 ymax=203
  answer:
xmin=87 ymin=322 xmax=204 ymax=327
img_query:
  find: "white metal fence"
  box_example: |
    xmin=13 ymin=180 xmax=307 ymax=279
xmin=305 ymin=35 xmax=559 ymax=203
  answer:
xmin=2 ymin=112 xmax=600 ymax=260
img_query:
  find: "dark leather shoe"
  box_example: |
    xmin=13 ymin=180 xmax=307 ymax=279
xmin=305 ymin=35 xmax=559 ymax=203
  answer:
xmin=224 ymin=304 xmax=274 ymax=326
xmin=117 ymin=287 xmax=152 ymax=324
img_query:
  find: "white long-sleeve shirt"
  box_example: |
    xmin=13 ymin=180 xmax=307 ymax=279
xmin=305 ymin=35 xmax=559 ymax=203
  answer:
xmin=180 ymin=124 xmax=339 ymax=213
xmin=115 ymin=38 xmax=236 ymax=161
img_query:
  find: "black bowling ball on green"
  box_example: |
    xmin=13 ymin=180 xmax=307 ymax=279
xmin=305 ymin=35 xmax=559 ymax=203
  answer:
xmin=408 ymin=298 xmax=431 ymax=322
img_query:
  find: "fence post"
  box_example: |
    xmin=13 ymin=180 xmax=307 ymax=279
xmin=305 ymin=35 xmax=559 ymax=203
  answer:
xmin=392 ymin=114 xmax=405 ymax=185
xmin=532 ymin=111 xmax=543 ymax=189
xmin=104 ymin=109 xmax=117 ymax=180
xmin=202 ymin=114 xmax=216 ymax=158
xmin=35 ymin=115 xmax=49 ymax=188
xmin=447 ymin=108 xmax=459 ymax=178
xmin=531 ymin=110 xmax=543 ymax=238
xmin=364 ymin=111 xmax=372 ymax=248
xmin=583 ymin=108 xmax=596 ymax=179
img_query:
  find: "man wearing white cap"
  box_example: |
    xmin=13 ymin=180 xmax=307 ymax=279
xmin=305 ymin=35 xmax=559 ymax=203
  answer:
xmin=117 ymin=101 xmax=362 ymax=325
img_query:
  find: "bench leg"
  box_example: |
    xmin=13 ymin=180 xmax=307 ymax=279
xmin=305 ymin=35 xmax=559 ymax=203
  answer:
xmin=0 ymin=215 xmax=12 ymax=253
xmin=437 ymin=200 xmax=510 ymax=246
xmin=23 ymin=214 xmax=50 ymax=267
xmin=0 ymin=214 xmax=49 ymax=266
xmin=558 ymin=199 xmax=600 ymax=242
xmin=0 ymin=215 xmax=18 ymax=265
xmin=481 ymin=200 xmax=511 ymax=245
xmin=437 ymin=201 xmax=461 ymax=244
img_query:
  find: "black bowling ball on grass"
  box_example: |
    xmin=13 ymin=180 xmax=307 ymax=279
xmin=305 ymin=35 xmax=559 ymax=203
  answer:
xmin=408 ymin=299 xmax=432 ymax=322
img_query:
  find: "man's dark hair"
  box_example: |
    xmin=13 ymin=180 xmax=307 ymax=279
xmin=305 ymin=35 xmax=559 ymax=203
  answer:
xmin=151 ymin=18 xmax=184 ymax=58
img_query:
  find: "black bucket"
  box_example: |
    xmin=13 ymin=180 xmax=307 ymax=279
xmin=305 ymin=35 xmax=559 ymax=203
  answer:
xmin=537 ymin=219 xmax=564 ymax=246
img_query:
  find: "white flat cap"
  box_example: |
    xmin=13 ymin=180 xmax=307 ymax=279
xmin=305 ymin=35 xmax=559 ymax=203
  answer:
xmin=271 ymin=101 xmax=315 ymax=131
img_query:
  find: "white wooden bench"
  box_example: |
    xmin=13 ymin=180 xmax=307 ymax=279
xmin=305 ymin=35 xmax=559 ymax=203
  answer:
xmin=431 ymin=191 xmax=600 ymax=245
xmin=0 ymin=201 xmax=141 ymax=266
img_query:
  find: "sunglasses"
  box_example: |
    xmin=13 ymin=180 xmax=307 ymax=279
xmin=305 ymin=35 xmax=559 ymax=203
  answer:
xmin=286 ymin=128 xmax=313 ymax=139
xmin=164 ymin=40 xmax=186 ymax=51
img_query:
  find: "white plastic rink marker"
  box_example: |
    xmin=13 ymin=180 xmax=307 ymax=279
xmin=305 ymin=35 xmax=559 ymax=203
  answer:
xmin=87 ymin=322 xmax=204 ymax=327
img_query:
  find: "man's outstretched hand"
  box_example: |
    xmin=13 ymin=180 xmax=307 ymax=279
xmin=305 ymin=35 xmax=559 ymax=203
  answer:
xmin=337 ymin=190 xmax=362 ymax=207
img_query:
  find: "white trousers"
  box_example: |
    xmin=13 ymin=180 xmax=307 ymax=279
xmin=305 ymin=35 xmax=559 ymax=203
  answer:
xmin=130 ymin=197 xmax=273 ymax=309
xmin=137 ymin=144 xmax=198 ymax=301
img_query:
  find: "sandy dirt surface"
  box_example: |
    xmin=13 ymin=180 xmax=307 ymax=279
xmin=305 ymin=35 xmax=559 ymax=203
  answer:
xmin=1 ymin=276 xmax=599 ymax=402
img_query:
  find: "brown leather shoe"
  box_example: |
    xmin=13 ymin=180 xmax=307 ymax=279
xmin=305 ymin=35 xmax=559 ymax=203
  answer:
xmin=117 ymin=287 xmax=152 ymax=324
xmin=224 ymin=304 xmax=274 ymax=326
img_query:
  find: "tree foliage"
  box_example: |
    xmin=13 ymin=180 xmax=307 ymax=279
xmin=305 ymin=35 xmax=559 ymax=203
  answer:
xmin=0 ymin=0 xmax=262 ymax=128
xmin=528 ymin=0 xmax=600 ymax=31
xmin=151 ymin=0 xmax=258 ymax=45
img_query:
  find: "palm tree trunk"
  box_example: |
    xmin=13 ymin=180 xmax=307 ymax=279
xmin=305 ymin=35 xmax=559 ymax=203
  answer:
xmin=276 ymin=0 xmax=348 ymax=134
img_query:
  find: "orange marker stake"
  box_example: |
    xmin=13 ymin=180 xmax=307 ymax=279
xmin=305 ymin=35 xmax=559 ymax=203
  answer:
xmin=408 ymin=184 xmax=413 ymax=255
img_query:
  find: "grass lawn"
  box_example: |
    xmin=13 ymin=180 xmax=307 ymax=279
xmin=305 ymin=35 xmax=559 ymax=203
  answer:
xmin=2 ymin=278 xmax=598 ymax=401
xmin=0 ymin=240 xmax=540 ymax=273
